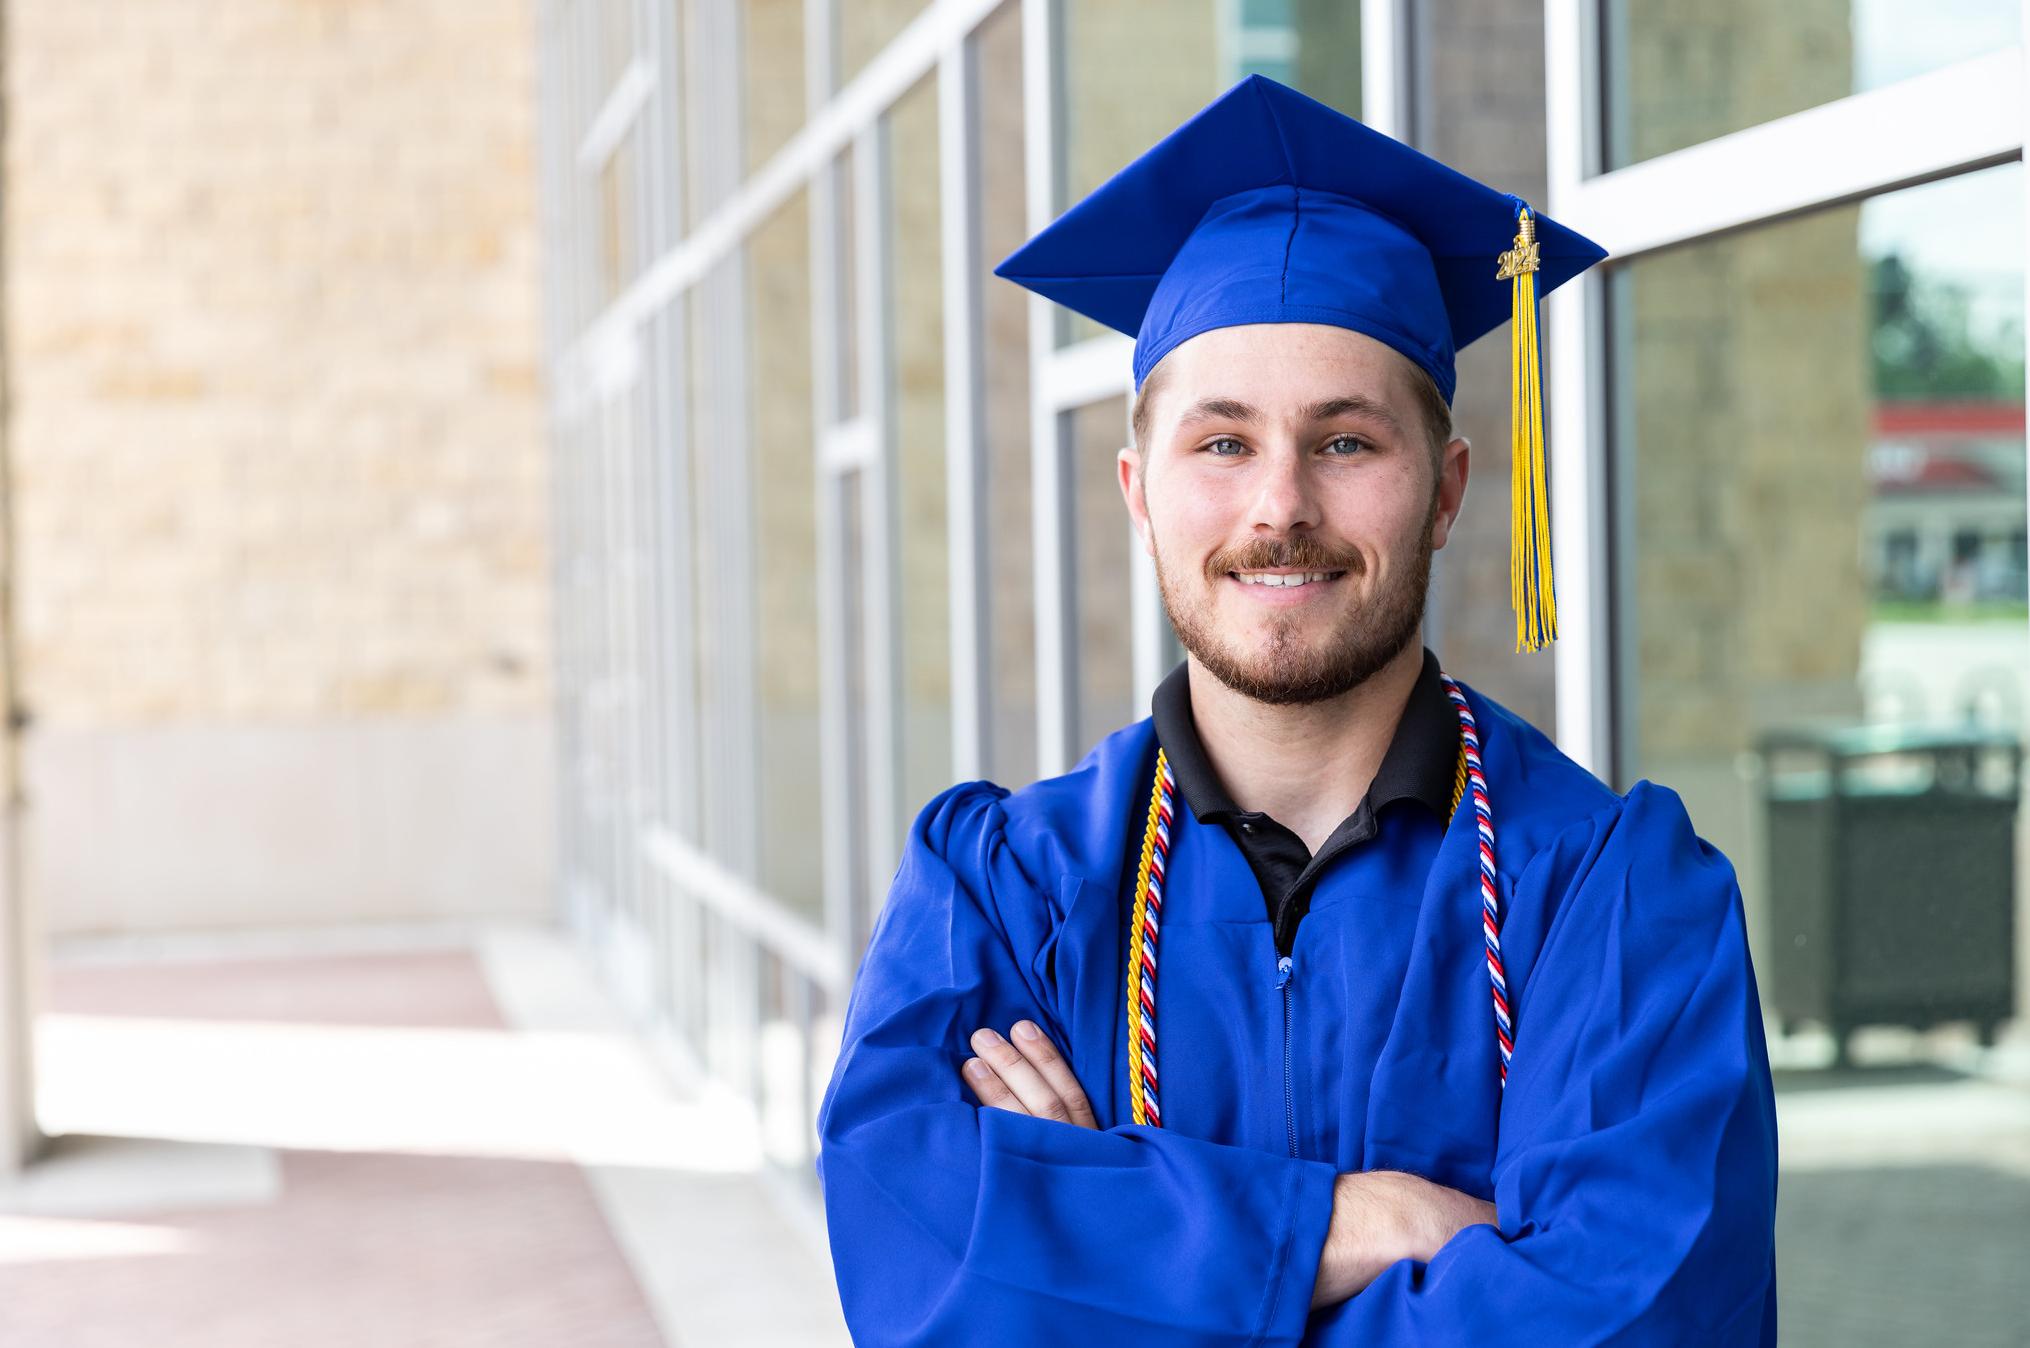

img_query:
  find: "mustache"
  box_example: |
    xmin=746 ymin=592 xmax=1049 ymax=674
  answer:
xmin=1205 ymin=537 xmax=1362 ymax=579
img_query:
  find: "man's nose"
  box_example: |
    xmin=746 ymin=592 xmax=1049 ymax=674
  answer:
xmin=1248 ymin=445 xmax=1321 ymax=533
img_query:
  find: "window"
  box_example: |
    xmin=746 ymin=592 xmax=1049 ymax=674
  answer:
xmin=1609 ymin=161 xmax=2026 ymax=1342
xmin=1601 ymin=1 xmax=2020 ymax=170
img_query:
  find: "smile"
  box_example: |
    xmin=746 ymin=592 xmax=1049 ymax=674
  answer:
xmin=1229 ymin=570 xmax=1345 ymax=588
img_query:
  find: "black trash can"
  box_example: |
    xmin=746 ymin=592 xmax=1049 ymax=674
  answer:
xmin=1758 ymin=722 xmax=2020 ymax=1066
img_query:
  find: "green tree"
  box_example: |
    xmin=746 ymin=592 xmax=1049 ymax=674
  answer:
xmin=1871 ymin=251 xmax=2025 ymax=400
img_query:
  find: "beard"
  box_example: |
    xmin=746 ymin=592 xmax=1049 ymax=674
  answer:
xmin=1150 ymin=485 xmax=1438 ymax=707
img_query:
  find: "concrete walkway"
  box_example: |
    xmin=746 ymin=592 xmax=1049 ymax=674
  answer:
xmin=11 ymin=920 xmax=2024 ymax=1345
xmin=0 ymin=925 xmax=850 ymax=1347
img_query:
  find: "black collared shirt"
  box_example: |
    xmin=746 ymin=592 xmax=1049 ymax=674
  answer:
xmin=1150 ymin=646 xmax=1460 ymax=957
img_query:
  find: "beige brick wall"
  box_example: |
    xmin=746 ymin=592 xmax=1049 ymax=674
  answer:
xmin=4 ymin=0 xmax=552 ymax=933
xmin=6 ymin=0 xmax=548 ymax=728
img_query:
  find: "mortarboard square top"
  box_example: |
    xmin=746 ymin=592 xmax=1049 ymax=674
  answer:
xmin=991 ymin=73 xmax=1606 ymax=403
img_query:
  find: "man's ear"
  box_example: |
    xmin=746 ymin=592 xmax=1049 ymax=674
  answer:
xmin=1118 ymin=446 xmax=1154 ymax=557
xmin=1430 ymin=435 xmax=1470 ymax=550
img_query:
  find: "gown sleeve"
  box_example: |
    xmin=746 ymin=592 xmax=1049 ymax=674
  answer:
xmin=1307 ymin=781 xmax=1780 ymax=1346
xmin=816 ymin=780 xmax=1340 ymax=1347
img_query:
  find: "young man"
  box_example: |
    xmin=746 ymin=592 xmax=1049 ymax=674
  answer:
xmin=816 ymin=76 xmax=1778 ymax=1345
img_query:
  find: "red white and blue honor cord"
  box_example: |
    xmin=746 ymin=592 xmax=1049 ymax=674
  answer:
xmin=1124 ymin=671 xmax=1506 ymax=1129
xmin=1448 ymin=674 xmax=1513 ymax=1084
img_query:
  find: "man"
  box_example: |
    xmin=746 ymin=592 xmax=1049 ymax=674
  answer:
xmin=816 ymin=75 xmax=1778 ymax=1345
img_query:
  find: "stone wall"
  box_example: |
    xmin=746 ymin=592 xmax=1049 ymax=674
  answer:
xmin=5 ymin=0 xmax=551 ymax=933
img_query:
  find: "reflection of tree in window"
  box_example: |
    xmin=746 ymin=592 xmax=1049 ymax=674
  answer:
xmin=1871 ymin=252 xmax=2026 ymax=400
xmin=1863 ymin=206 xmax=2027 ymax=626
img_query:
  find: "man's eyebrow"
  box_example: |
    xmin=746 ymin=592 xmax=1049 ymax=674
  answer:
xmin=1300 ymin=395 xmax=1406 ymax=435
xmin=1172 ymin=394 xmax=1407 ymax=436
xmin=1173 ymin=397 xmax=1262 ymax=429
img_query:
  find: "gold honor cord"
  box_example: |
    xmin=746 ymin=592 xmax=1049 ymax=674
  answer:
xmin=1498 ymin=207 xmax=1556 ymax=653
xmin=1124 ymin=732 xmax=1469 ymax=1128
xmin=1449 ymin=732 xmax=1468 ymax=817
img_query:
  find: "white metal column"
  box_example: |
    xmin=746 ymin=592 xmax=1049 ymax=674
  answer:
xmin=1359 ymin=0 xmax=1410 ymax=139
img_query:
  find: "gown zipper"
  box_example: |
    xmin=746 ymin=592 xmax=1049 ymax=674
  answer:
xmin=1276 ymin=953 xmax=1297 ymax=1158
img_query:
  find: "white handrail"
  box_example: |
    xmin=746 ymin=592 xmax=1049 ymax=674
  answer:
xmin=641 ymin=824 xmax=849 ymax=993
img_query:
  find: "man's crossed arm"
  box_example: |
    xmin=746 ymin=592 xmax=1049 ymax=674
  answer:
xmin=960 ymin=1020 xmax=1497 ymax=1312
xmin=822 ymin=783 xmax=1775 ymax=1343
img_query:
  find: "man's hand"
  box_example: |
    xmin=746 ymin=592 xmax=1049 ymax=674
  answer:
xmin=1312 ymin=1170 xmax=1498 ymax=1309
xmin=959 ymin=1021 xmax=1099 ymax=1129
xmin=956 ymin=1027 xmax=1491 ymax=1305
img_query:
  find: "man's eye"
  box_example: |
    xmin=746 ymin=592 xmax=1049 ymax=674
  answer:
xmin=1201 ymin=435 xmax=1370 ymax=457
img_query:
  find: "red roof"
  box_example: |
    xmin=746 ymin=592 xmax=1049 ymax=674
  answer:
xmin=1874 ymin=401 xmax=2025 ymax=437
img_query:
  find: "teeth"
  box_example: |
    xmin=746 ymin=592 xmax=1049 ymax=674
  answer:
xmin=1236 ymin=571 xmax=1337 ymax=587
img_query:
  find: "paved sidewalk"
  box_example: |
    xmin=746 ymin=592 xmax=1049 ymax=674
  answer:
xmin=1770 ymin=1048 xmax=2030 ymax=1348
xmin=0 ymin=927 xmax=849 ymax=1347
xmin=28 ymin=923 xmax=2021 ymax=1345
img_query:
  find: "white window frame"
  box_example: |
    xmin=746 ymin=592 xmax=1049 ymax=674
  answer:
xmin=1540 ymin=3 xmax=2029 ymax=782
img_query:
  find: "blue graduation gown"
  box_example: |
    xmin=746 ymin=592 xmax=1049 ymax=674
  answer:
xmin=815 ymin=680 xmax=1779 ymax=1345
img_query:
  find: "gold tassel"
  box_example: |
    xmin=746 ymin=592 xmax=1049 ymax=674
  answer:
xmin=1497 ymin=208 xmax=1555 ymax=652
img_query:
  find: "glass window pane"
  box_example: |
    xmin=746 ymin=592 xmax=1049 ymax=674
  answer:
xmin=1285 ymin=0 xmax=1360 ymax=115
xmin=651 ymin=302 xmax=700 ymax=844
xmin=743 ymin=0 xmax=806 ymax=176
xmin=1063 ymin=3 xmax=1221 ymax=205
xmin=597 ymin=125 xmax=641 ymax=305
xmin=1415 ymin=3 xmax=1554 ymax=728
xmin=1060 ymin=2 xmax=1222 ymax=347
xmin=889 ymin=76 xmax=953 ymax=813
xmin=610 ymin=387 xmax=650 ymax=934
xmin=688 ymin=261 xmax=734 ymax=863
xmin=843 ymin=0 xmax=930 ymax=89
xmin=597 ymin=0 xmax=636 ymax=104
xmin=1056 ymin=2 xmax=1360 ymax=348
xmin=1073 ymin=395 xmax=1137 ymax=754
xmin=841 ymin=467 xmax=871 ymax=944
xmin=1602 ymin=2 xmax=2021 ymax=171
xmin=748 ymin=191 xmax=823 ymax=918
xmin=836 ymin=147 xmax=860 ymax=422
xmin=1611 ymin=163 xmax=2026 ymax=1344
xmin=979 ymin=2 xmax=1039 ymax=788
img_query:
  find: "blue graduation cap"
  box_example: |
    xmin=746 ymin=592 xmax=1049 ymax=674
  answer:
xmin=992 ymin=74 xmax=1608 ymax=653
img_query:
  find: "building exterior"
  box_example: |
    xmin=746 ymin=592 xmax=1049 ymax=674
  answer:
xmin=0 ymin=0 xmax=558 ymax=1174
xmin=5 ymin=1 xmax=556 ymax=937
xmin=539 ymin=1 xmax=2028 ymax=1337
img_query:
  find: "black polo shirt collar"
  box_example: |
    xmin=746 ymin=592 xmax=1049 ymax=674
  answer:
xmin=1149 ymin=646 xmax=1460 ymax=954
